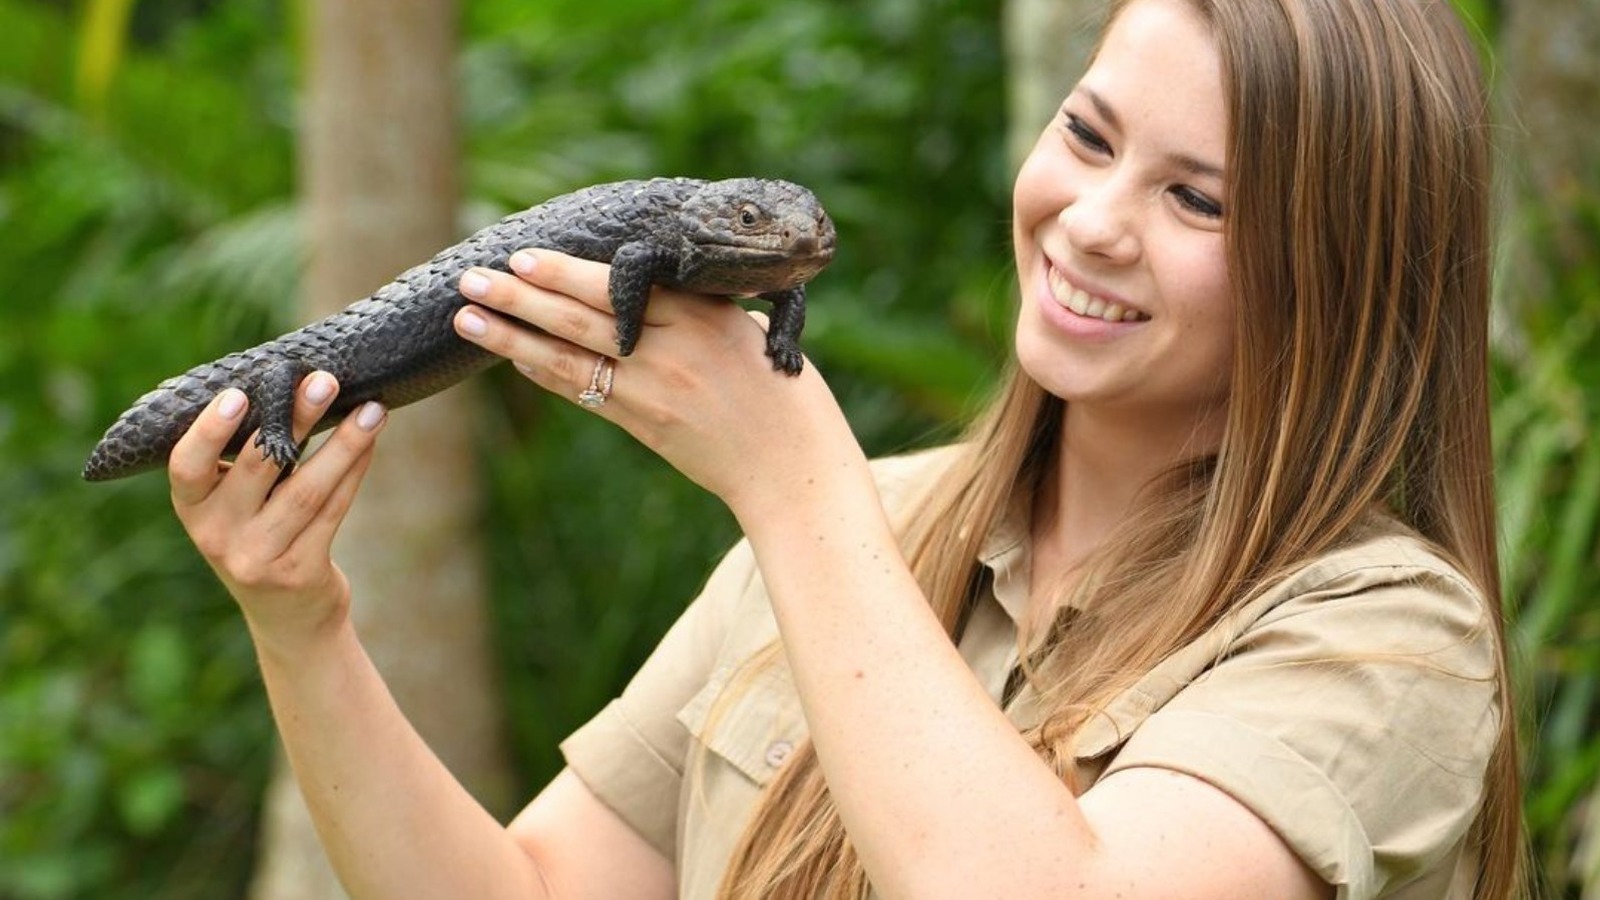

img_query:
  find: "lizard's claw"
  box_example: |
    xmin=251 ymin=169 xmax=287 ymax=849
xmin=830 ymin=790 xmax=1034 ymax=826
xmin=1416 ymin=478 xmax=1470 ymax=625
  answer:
xmin=614 ymin=328 xmax=640 ymax=357
xmin=766 ymin=342 xmax=805 ymax=376
xmin=254 ymin=427 xmax=300 ymax=470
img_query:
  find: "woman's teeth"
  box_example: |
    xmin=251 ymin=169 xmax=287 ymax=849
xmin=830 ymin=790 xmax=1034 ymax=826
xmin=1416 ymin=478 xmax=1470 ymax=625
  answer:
xmin=1047 ymin=267 xmax=1149 ymax=323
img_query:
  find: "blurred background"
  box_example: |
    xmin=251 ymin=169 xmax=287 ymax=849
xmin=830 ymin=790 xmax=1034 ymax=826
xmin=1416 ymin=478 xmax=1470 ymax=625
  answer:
xmin=0 ymin=0 xmax=1594 ymax=897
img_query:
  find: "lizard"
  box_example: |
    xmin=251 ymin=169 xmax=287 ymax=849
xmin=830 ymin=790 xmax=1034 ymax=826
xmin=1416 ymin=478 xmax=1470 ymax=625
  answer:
xmin=82 ymin=176 xmax=835 ymax=482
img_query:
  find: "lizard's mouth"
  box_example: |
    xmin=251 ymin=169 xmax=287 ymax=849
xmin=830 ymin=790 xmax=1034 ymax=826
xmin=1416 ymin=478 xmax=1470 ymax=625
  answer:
xmin=692 ymin=250 xmax=834 ymax=294
xmin=702 ymin=242 xmax=831 ymax=268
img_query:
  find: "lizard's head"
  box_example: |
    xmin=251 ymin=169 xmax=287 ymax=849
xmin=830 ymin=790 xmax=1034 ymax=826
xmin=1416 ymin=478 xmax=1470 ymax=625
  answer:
xmin=676 ymin=178 xmax=837 ymax=294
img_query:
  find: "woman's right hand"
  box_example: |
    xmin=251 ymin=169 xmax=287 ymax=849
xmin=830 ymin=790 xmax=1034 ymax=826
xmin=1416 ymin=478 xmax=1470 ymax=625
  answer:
xmin=167 ymin=372 xmax=386 ymax=656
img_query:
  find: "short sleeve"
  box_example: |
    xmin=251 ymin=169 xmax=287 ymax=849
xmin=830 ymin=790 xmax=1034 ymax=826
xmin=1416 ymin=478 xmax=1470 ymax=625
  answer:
xmin=1100 ymin=562 xmax=1501 ymax=899
xmin=559 ymin=538 xmax=760 ymax=857
xmin=557 ymin=446 xmax=961 ymax=862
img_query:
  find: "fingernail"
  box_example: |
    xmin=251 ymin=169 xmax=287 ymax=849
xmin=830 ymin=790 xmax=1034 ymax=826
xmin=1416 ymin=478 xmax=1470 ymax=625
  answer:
xmin=457 ymin=308 xmax=488 ymax=337
xmin=217 ymin=389 xmax=245 ymax=419
xmin=513 ymin=360 xmax=534 ymax=376
xmin=509 ymin=251 xmax=536 ymax=276
xmin=356 ymin=402 xmax=385 ymax=431
xmin=305 ymin=374 xmax=335 ymax=404
xmin=459 ymin=270 xmax=490 ymax=298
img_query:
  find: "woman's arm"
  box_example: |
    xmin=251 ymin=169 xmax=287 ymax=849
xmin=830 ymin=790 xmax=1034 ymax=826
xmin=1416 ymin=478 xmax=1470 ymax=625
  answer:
xmin=732 ymin=468 xmax=1329 ymax=900
xmin=455 ymin=250 xmax=1330 ymax=900
xmin=168 ymin=381 xmax=673 ymax=900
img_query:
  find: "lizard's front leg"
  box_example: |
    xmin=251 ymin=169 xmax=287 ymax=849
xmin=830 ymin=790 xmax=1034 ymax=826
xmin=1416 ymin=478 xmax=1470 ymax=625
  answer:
xmin=758 ymin=285 xmax=807 ymax=376
xmin=607 ymin=242 xmax=678 ymax=357
xmin=249 ymin=358 xmax=315 ymax=469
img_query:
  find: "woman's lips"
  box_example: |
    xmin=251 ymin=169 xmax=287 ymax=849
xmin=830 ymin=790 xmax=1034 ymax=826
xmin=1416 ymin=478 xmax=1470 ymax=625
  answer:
xmin=1045 ymin=262 xmax=1149 ymax=323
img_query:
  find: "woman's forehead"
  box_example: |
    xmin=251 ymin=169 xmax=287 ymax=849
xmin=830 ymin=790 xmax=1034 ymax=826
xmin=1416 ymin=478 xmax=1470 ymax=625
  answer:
xmin=1077 ymin=0 xmax=1229 ymax=168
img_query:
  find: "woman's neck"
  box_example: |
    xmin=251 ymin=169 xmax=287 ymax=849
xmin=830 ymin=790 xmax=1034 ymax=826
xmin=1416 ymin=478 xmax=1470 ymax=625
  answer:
xmin=1028 ymin=400 xmax=1224 ymax=620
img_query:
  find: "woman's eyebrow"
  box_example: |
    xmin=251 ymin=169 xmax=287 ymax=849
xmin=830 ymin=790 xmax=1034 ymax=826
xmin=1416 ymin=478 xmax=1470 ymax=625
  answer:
xmin=1082 ymin=86 xmax=1123 ymax=132
xmin=1081 ymin=85 xmax=1225 ymax=181
xmin=1173 ymin=154 xmax=1224 ymax=180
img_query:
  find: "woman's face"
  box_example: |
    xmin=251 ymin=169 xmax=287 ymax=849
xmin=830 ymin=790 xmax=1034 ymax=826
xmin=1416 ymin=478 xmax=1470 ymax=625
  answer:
xmin=1013 ymin=0 xmax=1234 ymax=437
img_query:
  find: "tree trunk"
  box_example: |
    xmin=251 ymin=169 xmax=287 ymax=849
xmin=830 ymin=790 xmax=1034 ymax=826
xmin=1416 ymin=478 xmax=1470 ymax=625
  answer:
xmin=1002 ymin=0 xmax=1104 ymax=170
xmin=1495 ymin=0 xmax=1600 ymax=329
xmin=249 ymin=2 xmax=514 ymax=898
xmin=1499 ymin=0 xmax=1599 ymax=245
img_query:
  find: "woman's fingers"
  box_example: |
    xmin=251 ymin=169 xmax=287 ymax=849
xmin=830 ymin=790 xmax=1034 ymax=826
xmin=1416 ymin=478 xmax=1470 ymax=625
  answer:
xmin=456 ymin=257 xmax=619 ymax=355
xmin=292 ymin=371 xmax=340 ymax=443
xmin=451 ymin=249 xmax=775 ymax=437
xmin=286 ymin=437 xmax=378 ymax=560
xmin=170 ymin=388 xmax=250 ymax=509
xmin=454 ymin=258 xmax=622 ymax=404
xmin=171 ymin=371 xmax=366 ymax=537
xmin=251 ymin=401 xmax=387 ymax=560
xmin=457 ymin=302 xmax=616 ymax=407
xmin=210 ymin=371 xmax=341 ymax=512
xmin=505 ymin=249 xmax=615 ymax=314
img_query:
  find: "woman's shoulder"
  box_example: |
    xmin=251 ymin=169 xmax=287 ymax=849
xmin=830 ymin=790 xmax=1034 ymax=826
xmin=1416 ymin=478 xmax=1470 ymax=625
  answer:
xmin=1275 ymin=510 xmax=1484 ymax=608
xmin=1236 ymin=510 xmax=1496 ymax=664
xmin=866 ymin=443 xmax=966 ymax=515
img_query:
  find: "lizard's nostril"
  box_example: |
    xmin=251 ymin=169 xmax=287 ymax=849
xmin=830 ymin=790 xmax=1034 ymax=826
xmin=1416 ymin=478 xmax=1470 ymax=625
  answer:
xmin=791 ymin=234 xmax=819 ymax=255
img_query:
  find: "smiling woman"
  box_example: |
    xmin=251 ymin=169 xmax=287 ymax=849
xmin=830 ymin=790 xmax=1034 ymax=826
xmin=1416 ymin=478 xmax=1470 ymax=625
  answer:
xmin=148 ymin=0 xmax=1519 ymax=897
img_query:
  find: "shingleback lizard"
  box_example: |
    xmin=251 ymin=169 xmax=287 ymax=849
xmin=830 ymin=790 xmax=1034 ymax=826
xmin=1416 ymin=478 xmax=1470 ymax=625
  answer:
xmin=82 ymin=177 xmax=836 ymax=482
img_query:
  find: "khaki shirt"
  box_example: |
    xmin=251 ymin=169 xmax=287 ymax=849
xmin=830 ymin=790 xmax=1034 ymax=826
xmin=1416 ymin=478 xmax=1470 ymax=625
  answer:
xmin=561 ymin=447 xmax=1500 ymax=899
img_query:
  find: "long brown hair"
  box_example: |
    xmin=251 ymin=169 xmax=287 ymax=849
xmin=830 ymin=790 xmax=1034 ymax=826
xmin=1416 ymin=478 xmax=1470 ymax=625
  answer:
xmin=717 ymin=0 xmax=1523 ymax=897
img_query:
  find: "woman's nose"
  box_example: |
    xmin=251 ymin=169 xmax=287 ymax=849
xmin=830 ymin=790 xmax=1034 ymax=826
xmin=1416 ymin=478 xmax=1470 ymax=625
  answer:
xmin=1060 ymin=179 xmax=1140 ymax=264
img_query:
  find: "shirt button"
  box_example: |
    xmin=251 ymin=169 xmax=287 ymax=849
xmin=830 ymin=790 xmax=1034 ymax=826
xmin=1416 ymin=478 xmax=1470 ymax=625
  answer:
xmin=764 ymin=740 xmax=794 ymax=768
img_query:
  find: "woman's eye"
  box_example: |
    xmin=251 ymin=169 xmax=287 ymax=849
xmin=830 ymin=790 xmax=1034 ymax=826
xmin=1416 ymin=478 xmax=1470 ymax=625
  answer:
xmin=1171 ymin=186 xmax=1224 ymax=219
xmin=1062 ymin=114 xmax=1112 ymax=156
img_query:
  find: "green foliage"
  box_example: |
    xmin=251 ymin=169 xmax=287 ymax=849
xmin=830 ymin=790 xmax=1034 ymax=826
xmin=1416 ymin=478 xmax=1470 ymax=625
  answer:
xmin=0 ymin=0 xmax=1009 ymax=896
xmin=0 ymin=1 xmax=301 ymax=897
xmin=1494 ymin=192 xmax=1600 ymax=896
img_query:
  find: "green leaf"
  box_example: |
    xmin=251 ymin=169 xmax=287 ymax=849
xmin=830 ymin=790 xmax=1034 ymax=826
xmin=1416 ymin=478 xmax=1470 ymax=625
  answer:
xmin=127 ymin=622 xmax=191 ymax=715
xmin=116 ymin=766 xmax=185 ymax=837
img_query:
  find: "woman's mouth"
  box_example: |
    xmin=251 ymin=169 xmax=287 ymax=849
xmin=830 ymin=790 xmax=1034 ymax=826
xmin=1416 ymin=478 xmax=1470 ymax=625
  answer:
xmin=1046 ymin=264 xmax=1150 ymax=323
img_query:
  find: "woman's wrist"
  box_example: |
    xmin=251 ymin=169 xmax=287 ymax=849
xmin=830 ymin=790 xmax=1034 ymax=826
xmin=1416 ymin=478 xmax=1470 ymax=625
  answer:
xmin=243 ymin=595 xmax=355 ymax=672
xmin=729 ymin=450 xmax=886 ymax=555
xmin=721 ymin=401 xmax=873 ymax=524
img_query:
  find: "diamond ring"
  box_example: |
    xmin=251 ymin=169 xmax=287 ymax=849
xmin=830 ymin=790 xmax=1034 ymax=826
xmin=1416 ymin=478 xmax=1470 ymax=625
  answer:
xmin=577 ymin=355 xmax=615 ymax=409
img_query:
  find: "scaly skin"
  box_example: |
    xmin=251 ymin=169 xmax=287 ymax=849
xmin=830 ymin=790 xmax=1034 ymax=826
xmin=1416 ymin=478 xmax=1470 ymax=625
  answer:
xmin=82 ymin=177 xmax=836 ymax=481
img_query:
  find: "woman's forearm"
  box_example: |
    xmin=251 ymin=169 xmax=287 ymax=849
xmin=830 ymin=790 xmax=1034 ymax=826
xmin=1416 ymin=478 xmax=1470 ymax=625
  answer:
xmin=733 ymin=465 xmax=1099 ymax=900
xmin=251 ymin=616 xmax=547 ymax=899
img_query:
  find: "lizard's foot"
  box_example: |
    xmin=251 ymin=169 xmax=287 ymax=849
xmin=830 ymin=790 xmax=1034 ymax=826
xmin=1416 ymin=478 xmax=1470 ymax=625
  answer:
xmin=253 ymin=426 xmax=300 ymax=470
xmin=248 ymin=359 xmax=313 ymax=470
xmin=766 ymin=342 xmax=805 ymax=376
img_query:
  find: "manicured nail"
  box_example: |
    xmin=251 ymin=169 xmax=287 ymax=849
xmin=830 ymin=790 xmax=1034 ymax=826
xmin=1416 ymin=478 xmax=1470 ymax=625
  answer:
xmin=509 ymin=251 xmax=536 ymax=276
xmin=217 ymin=389 xmax=245 ymax=420
xmin=355 ymin=402 xmax=385 ymax=431
xmin=457 ymin=308 xmax=488 ymax=337
xmin=459 ymin=270 xmax=490 ymax=298
xmin=305 ymin=373 xmax=335 ymax=405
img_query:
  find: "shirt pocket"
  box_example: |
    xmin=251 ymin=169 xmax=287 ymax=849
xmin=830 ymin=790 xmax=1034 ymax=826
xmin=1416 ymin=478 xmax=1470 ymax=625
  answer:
xmin=676 ymin=654 xmax=809 ymax=788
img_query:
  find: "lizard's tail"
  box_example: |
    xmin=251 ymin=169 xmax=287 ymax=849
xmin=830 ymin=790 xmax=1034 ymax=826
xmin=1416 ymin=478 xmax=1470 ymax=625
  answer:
xmin=82 ymin=362 xmax=257 ymax=482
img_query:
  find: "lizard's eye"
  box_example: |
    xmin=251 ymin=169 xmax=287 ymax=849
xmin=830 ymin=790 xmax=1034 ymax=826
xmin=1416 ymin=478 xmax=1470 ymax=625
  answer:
xmin=738 ymin=206 xmax=760 ymax=227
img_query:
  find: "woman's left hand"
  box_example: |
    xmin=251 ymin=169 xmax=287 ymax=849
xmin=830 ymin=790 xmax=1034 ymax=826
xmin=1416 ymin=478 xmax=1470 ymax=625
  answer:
xmin=452 ymin=249 xmax=864 ymax=519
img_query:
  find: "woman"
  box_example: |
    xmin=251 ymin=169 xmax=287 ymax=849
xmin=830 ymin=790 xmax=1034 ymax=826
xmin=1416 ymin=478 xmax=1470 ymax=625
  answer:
xmin=166 ymin=0 xmax=1522 ymax=896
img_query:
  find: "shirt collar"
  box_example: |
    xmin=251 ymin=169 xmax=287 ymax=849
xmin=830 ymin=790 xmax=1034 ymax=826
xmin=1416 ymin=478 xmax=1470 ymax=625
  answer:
xmin=977 ymin=489 xmax=1034 ymax=625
